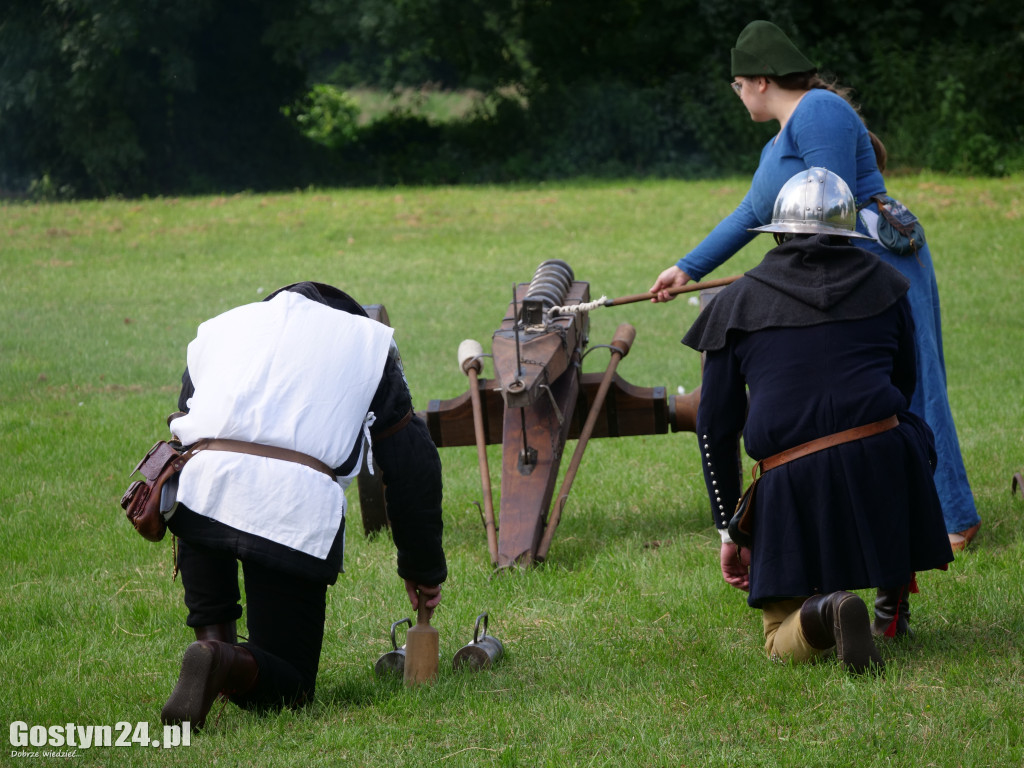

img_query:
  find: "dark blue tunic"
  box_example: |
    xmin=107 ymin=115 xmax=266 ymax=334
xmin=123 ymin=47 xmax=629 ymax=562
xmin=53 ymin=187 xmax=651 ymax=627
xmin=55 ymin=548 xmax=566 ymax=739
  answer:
xmin=686 ymin=236 xmax=952 ymax=608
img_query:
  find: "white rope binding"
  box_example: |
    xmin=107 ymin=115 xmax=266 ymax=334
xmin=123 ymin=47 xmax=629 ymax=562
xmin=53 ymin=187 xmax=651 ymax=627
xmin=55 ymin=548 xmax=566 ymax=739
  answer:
xmin=547 ymin=296 xmax=608 ymax=320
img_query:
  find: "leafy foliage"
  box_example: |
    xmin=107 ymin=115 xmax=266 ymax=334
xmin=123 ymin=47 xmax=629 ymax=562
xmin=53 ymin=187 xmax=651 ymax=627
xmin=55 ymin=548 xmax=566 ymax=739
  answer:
xmin=0 ymin=0 xmax=320 ymax=197
xmin=1 ymin=0 xmax=1022 ymax=196
xmin=283 ymin=84 xmax=361 ymax=150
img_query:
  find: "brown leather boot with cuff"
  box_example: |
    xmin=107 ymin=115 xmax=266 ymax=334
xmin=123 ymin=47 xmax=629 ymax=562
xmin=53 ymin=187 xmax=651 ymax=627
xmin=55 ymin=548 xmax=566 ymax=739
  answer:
xmin=800 ymin=591 xmax=884 ymax=675
xmin=161 ymin=640 xmax=259 ymax=729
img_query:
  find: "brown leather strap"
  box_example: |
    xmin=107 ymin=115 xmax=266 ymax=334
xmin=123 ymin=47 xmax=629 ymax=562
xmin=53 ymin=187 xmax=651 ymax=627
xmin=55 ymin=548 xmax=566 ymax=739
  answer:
xmin=372 ymin=409 xmax=414 ymax=441
xmin=189 ymin=438 xmax=336 ymax=480
xmin=755 ymin=415 xmax=899 ymax=478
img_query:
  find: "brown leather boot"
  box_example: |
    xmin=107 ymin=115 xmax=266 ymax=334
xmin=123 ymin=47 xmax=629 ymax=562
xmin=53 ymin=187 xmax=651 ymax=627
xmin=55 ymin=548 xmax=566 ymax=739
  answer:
xmin=872 ymin=586 xmax=914 ymax=640
xmin=193 ymin=621 xmax=237 ymax=643
xmin=800 ymin=592 xmax=884 ymax=674
xmin=161 ymin=640 xmax=259 ymax=729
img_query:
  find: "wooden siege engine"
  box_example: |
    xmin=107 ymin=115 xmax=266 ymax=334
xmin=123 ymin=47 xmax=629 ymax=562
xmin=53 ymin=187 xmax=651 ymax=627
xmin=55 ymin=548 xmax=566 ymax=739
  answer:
xmin=407 ymin=259 xmax=703 ymax=569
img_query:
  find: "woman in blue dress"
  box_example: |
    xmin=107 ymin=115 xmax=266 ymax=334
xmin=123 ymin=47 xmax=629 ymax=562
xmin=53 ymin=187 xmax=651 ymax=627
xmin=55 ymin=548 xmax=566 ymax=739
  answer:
xmin=651 ymin=20 xmax=980 ymax=550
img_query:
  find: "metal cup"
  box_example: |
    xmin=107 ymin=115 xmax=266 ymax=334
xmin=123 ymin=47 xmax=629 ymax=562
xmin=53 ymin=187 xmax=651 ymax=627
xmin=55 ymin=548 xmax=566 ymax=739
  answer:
xmin=374 ymin=617 xmax=412 ymax=678
xmin=452 ymin=612 xmax=504 ymax=671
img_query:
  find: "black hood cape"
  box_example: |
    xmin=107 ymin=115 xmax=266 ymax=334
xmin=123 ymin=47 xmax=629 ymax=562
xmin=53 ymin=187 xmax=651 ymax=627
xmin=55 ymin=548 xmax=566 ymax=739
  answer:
xmin=682 ymin=234 xmax=910 ymax=352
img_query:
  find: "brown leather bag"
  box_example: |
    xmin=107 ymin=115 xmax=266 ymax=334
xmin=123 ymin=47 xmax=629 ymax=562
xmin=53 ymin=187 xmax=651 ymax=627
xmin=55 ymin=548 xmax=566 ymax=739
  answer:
xmin=120 ymin=441 xmax=193 ymax=542
xmin=120 ymin=434 xmax=337 ymax=541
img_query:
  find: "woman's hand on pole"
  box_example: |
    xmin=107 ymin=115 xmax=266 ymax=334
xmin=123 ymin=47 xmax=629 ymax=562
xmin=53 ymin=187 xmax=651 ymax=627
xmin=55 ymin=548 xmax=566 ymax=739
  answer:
xmin=649 ymin=265 xmax=692 ymax=302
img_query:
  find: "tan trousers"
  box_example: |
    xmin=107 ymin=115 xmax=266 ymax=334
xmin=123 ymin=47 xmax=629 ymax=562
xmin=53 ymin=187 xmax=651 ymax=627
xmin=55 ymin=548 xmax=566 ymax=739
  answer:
xmin=762 ymin=597 xmax=822 ymax=663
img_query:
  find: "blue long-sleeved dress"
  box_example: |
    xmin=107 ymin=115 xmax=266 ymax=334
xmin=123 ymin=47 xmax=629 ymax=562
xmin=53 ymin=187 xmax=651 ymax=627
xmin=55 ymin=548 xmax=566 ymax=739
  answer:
xmin=676 ymin=88 xmax=978 ymax=534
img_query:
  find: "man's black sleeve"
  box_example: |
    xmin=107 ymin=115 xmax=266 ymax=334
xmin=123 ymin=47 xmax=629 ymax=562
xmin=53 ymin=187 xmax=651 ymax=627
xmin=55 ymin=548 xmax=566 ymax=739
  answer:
xmin=368 ymin=349 xmax=447 ymax=586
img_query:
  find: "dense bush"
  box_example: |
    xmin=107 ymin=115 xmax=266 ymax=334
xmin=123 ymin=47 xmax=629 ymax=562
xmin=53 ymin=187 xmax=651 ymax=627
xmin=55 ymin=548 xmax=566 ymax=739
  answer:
xmin=0 ymin=0 xmax=323 ymax=197
xmin=1 ymin=0 xmax=1021 ymax=197
xmin=284 ymin=85 xmax=361 ymax=151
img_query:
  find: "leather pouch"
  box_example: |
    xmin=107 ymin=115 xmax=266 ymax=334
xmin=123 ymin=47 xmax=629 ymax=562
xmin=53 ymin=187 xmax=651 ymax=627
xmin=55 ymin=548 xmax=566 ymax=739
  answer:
xmin=727 ymin=477 xmax=758 ymax=549
xmin=873 ymin=195 xmax=926 ymax=256
xmin=120 ymin=441 xmax=191 ymax=542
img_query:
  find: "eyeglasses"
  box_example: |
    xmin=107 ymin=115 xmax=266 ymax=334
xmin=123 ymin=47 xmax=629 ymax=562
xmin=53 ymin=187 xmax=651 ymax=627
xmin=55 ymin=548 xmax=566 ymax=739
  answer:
xmin=730 ymin=80 xmax=743 ymax=95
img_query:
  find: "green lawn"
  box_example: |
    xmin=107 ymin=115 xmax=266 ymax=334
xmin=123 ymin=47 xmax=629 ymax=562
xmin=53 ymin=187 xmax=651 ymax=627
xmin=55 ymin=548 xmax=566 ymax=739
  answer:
xmin=1 ymin=175 xmax=1022 ymax=766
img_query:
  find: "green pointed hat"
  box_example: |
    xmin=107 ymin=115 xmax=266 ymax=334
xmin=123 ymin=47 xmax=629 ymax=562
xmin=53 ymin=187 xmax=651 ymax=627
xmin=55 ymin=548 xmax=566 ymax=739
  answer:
xmin=731 ymin=20 xmax=816 ymax=77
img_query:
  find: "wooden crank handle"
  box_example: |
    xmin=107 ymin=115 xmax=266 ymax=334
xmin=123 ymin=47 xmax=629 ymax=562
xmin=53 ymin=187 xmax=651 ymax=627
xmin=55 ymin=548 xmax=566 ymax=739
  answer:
xmin=605 ymin=275 xmax=743 ymax=307
xmin=610 ymin=323 xmax=636 ymax=358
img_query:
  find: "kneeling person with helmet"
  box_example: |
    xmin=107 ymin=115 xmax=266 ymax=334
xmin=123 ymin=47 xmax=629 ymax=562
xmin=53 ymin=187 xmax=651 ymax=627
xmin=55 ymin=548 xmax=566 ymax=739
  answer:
xmin=683 ymin=168 xmax=952 ymax=673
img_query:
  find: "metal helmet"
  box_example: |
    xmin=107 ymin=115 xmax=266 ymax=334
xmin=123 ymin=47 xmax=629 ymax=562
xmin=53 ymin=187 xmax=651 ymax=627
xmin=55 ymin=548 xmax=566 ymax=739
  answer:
xmin=750 ymin=167 xmax=871 ymax=239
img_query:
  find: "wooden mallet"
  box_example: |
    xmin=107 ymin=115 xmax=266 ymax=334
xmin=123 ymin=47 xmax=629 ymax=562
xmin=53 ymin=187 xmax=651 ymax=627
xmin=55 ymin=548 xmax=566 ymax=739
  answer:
xmin=403 ymin=600 xmax=439 ymax=686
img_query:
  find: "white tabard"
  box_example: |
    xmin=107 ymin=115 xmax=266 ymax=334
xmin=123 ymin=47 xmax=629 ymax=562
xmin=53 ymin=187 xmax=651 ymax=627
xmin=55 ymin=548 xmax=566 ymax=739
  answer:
xmin=172 ymin=291 xmax=394 ymax=560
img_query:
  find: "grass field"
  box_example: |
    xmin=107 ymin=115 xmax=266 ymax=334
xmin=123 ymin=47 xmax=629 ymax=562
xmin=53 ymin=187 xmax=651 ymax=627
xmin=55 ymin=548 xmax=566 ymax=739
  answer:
xmin=2 ymin=175 xmax=1023 ymax=766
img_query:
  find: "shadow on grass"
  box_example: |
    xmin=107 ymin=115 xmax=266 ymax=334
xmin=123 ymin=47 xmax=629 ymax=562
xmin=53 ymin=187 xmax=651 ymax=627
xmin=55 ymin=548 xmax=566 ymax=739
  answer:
xmin=537 ymin=499 xmax=712 ymax=572
xmin=889 ymin=621 xmax=1024 ymax=660
xmin=306 ymin=672 xmax=401 ymax=711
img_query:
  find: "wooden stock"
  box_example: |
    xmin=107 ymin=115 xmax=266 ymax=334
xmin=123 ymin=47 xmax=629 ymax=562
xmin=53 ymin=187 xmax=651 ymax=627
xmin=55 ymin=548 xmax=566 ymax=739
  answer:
xmin=536 ymin=323 xmax=635 ymax=562
xmin=605 ymin=275 xmax=742 ymax=307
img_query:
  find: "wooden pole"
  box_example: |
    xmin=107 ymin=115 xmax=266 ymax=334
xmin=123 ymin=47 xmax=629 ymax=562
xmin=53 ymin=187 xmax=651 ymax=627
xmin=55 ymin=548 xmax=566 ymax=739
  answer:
xmin=535 ymin=323 xmax=636 ymax=563
xmin=604 ymin=275 xmax=742 ymax=307
xmin=459 ymin=340 xmax=499 ymax=566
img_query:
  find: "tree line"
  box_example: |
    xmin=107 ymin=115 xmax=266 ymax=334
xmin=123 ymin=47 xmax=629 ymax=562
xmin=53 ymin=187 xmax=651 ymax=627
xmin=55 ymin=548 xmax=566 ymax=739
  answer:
xmin=1 ymin=0 xmax=1021 ymax=198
